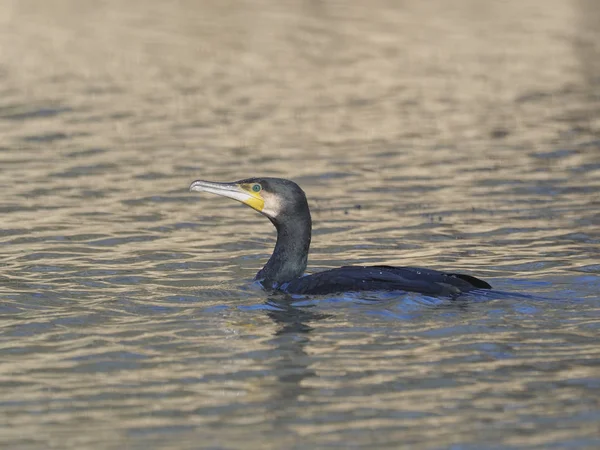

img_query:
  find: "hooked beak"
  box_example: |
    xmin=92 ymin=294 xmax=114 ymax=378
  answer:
xmin=189 ymin=180 xmax=265 ymax=212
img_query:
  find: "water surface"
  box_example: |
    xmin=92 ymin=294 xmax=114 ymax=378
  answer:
xmin=1 ymin=0 xmax=600 ymax=448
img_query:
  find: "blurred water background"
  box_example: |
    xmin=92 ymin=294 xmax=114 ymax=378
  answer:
xmin=1 ymin=0 xmax=599 ymax=448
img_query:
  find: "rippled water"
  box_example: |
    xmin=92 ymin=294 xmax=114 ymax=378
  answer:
xmin=1 ymin=0 xmax=600 ymax=448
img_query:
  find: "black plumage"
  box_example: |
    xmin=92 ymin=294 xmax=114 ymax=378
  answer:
xmin=189 ymin=177 xmax=491 ymax=297
xmin=283 ymin=265 xmax=490 ymax=296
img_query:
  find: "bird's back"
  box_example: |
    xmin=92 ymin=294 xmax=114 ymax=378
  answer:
xmin=281 ymin=265 xmax=491 ymax=297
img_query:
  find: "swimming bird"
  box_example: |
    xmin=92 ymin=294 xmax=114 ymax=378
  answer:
xmin=189 ymin=177 xmax=491 ymax=297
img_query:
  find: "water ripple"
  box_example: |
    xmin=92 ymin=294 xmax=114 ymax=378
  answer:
xmin=0 ymin=0 xmax=599 ymax=448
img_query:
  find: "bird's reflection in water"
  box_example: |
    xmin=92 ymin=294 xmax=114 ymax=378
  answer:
xmin=266 ymin=294 xmax=331 ymax=335
xmin=253 ymin=289 xmax=535 ymax=421
xmin=260 ymin=294 xmax=331 ymax=410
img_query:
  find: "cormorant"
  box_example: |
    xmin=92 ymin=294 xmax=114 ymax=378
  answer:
xmin=189 ymin=177 xmax=491 ymax=297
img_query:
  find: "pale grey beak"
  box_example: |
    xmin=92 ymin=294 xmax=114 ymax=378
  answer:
xmin=189 ymin=180 xmax=256 ymax=205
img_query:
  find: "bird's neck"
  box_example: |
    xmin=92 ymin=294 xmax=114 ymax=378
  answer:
xmin=256 ymin=215 xmax=311 ymax=288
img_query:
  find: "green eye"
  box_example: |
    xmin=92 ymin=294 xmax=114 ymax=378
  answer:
xmin=252 ymin=184 xmax=262 ymax=193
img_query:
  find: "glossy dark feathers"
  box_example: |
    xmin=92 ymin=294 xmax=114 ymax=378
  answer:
xmin=282 ymin=265 xmax=491 ymax=296
xmin=192 ymin=177 xmax=491 ymax=297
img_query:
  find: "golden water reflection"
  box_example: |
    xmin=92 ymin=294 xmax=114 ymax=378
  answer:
xmin=0 ymin=0 xmax=599 ymax=448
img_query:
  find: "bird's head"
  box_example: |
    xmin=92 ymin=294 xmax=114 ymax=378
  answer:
xmin=189 ymin=177 xmax=310 ymax=225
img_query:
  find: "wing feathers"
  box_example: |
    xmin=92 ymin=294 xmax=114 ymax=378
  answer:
xmin=283 ymin=265 xmax=490 ymax=296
